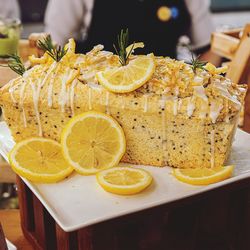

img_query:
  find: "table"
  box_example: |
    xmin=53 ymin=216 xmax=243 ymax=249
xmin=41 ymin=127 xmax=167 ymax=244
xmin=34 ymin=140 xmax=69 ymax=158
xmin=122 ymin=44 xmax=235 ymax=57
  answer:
xmin=0 ymin=209 xmax=32 ymax=250
xmin=0 ymin=181 xmax=250 ymax=250
xmin=15 ymin=175 xmax=250 ymax=250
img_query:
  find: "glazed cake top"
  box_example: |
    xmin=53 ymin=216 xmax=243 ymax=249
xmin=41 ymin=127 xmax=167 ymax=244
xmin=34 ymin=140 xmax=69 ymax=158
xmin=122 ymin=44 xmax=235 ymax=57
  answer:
xmin=0 ymin=39 xmax=247 ymax=124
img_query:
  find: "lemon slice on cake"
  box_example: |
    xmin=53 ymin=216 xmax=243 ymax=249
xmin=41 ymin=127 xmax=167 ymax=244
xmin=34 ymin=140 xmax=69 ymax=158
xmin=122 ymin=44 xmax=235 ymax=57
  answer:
xmin=61 ymin=111 xmax=126 ymax=175
xmin=96 ymin=167 xmax=153 ymax=195
xmin=173 ymin=165 xmax=234 ymax=185
xmin=9 ymin=138 xmax=74 ymax=183
xmin=96 ymin=54 xmax=155 ymax=93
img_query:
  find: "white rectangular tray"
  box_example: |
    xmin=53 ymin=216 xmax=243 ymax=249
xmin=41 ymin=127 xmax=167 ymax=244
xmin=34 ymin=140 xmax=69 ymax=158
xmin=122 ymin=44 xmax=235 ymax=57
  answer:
xmin=0 ymin=121 xmax=250 ymax=232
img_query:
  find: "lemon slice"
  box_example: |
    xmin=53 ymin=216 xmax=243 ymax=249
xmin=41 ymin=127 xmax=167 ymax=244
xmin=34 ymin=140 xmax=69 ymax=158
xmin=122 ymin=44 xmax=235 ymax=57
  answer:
xmin=172 ymin=165 xmax=234 ymax=185
xmin=9 ymin=138 xmax=74 ymax=183
xmin=61 ymin=111 xmax=126 ymax=175
xmin=96 ymin=54 xmax=155 ymax=93
xmin=96 ymin=167 xmax=153 ymax=195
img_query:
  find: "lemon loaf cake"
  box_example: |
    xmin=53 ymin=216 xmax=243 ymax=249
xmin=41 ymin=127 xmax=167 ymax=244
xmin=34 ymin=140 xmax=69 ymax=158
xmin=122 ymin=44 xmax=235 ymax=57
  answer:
xmin=0 ymin=39 xmax=247 ymax=168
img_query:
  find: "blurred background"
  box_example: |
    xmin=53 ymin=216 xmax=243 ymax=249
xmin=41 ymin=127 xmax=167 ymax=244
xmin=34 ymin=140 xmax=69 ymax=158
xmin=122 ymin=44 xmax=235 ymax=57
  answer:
xmin=17 ymin=1 xmax=250 ymax=38
xmin=0 ymin=0 xmax=250 ymax=209
xmin=1 ymin=0 xmax=249 ymax=60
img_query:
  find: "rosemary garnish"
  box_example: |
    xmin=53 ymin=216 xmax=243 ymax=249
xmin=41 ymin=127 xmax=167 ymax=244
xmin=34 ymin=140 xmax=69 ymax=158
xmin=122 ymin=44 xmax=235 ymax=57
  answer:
xmin=37 ymin=35 xmax=67 ymax=62
xmin=7 ymin=54 xmax=26 ymax=75
xmin=190 ymin=53 xmax=207 ymax=73
xmin=113 ymin=29 xmax=134 ymax=66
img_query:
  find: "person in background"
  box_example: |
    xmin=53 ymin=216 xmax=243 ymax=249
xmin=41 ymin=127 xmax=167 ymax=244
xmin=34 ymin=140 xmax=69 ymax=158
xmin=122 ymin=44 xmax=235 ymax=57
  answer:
xmin=0 ymin=0 xmax=20 ymax=19
xmin=45 ymin=0 xmax=221 ymax=65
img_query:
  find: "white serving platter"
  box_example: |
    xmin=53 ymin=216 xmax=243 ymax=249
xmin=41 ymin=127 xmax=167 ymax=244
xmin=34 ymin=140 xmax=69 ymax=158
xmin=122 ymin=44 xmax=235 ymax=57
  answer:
xmin=0 ymin=121 xmax=250 ymax=232
xmin=6 ymin=239 xmax=17 ymax=250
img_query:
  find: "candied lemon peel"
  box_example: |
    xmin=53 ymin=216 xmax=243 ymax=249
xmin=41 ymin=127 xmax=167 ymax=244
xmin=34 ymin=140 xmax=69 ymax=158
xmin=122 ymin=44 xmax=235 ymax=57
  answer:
xmin=126 ymin=42 xmax=145 ymax=54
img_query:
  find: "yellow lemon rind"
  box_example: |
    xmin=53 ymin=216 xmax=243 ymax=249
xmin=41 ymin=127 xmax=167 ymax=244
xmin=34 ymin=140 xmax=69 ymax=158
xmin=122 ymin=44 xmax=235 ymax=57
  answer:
xmin=96 ymin=167 xmax=153 ymax=195
xmin=61 ymin=111 xmax=126 ymax=175
xmin=172 ymin=165 xmax=234 ymax=186
xmin=96 ymin=54 xmax=155 ymax=93
xmin=9 ymin=138 xmax=74 ymax=183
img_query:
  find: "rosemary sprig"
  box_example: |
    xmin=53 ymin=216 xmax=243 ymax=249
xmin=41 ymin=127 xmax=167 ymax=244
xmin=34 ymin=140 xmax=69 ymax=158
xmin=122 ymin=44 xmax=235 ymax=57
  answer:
xmin=190 ymin=53 xmax=207 ymax=73
xmin=113 ymin=29 xmax=134 ymax=66
xmin=7 ymin=54 xmax=26 ymax=75
xmin=37 ymin=35 xmax=67 ymax=62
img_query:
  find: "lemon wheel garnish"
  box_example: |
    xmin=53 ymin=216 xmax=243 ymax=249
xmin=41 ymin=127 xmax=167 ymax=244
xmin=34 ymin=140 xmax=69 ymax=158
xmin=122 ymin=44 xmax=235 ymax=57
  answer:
xmin=9 ymin=138 xmax=74 ymax=183
xmin=173 ymin=165 xmax=234 ymax=186
xmin=96 ymin=54 xmax=155 ymax=93
xmin=61 ymin=111 xmax=126 ymax=175
xmin=96 ymin=167 xmax=153 ymax=195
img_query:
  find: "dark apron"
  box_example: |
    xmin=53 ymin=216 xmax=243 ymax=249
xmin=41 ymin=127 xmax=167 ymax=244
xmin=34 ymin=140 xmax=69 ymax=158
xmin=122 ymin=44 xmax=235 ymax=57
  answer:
xmin=78 ymin=0 xmax=191 ymax=58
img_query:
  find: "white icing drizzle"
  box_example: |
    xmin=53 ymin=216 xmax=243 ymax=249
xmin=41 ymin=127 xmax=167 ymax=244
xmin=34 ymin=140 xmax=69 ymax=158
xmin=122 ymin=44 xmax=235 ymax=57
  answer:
xmin=177 ymin=99 xmax=182 ymax=111
xmin=187 ymin=98 xmax=195 ymax=117
xmin=199 ymin=104 xmax=207 ymax=119
xmin=143 ymin=95 xmax=149 ymax=113
xmin=9 ymin=78 xmax=19 ymax=103
xmin=173 ymin=98 xmax=178 ymax=116
xmin=173 ymin=86 xmax=179 ymax=116
xmin=209 ymin=100 xmax=223 ymax=123
xmin=193 ymin=86 xmax=208 ymax=102
xmin=225 ymin=100 xmax=230 ymax=123
xmin=30 ymin=64 xmax=53 ymax=137
xmin=59 ymin=73 xmax=69 ymax=112
xmin=192 ymin=86 xmax=208 ymax=119
xmin=239 ymin=87 xmax=246 ymax=93
xmin=161 ymin=112 xmax=167 ymax=165
xmin=105 ymin=91 xmax=110 ymax=114
xmin=31 ymin=81 xmax=43 ymax=136
xmin=47 ymin=64 xmax=60 ymax=107
xmin=47 ymin=84 xmax=53 ymax=107
xmin=213 ymin=81 xmax=241 ymax=109
xmin=193 ymin=76 xmax=203 ymax=85
xmin=159 ymin=95 xmax=167 ymax=109
xmin=19 ymin=79 xmax=29 ymax=127
xmin=41 ymin=62 xmax=57 ymax=88
xmin=210 ymin=130 xmax=215 ymax=168
xmin=174 ymin=86 xmax=179 ymax=96
xmin=59 ymin=68 xmax=78 ymax=112
xmin=81 ymin=71 xmax=97 ymax=82
xmin=75 ymin=55 xmax=85 ymax=65
xmin=87 ymin=82 xmax=103 ymax=91
xmin=70 ymin=79 xmax=77 ymax=116
xmin=88 ymin=86 xmax=92 ymax=110
xmin=160 ymin=96 xmax=167 ymax=165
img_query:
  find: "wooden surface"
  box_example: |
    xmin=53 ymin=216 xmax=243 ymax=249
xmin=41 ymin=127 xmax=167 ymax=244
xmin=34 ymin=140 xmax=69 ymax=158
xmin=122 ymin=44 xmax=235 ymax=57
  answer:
xmin=15 ymin=175 xmax=250 ymax=250
xmin=0 ymin=38 xmax=40 ymax=87
xmin=0 ymin=223 xmax=8 ymax=250
xmin=211 ymin=32 xmax=239 ymax=59
xmin=211 ymin=23 xmax=250 ymax=132
xmin=226 ymin=24 xmax=250 ymax=84
xmin=0 ymin=209 xmax=33 ymax=250
xmin=0 ymin=162 xmax=16 ymax=183
xmin=0 ymin=67 xmax=18 ymax=87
